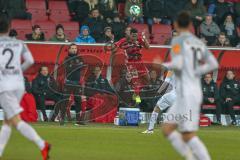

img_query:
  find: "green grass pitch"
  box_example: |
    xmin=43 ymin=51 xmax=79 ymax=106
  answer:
xmin=2 ymin=123 xmax=240 ymax=160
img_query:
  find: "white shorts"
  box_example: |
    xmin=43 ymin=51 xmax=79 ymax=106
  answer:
xmin=0 ymin=90 xmax=24 ymax=120
xmin=156 ymin=91 xmax=176 ymax=110
xmin=163 ymin=93 xmax=201 ymax=132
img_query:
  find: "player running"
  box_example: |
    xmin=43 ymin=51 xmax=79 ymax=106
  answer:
xmin=161 ymin=12 xmax=218 ymax=160
xmin=0 ymin=13 xmax=51 ymax=159
xmin=142 ymin=70 xmax=176 ymax=134
xmin=114 ymin=28 xmax=150 ymax=99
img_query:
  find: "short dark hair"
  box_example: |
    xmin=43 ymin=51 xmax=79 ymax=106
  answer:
xmin=56 ymin=24 xmax=64 ymax=32
xmin=69 ymin=43 xmax=77 ymax=49
xmin=39 ymin=66 xmax=48 ymax=73
xmin=9 ymin=29 xmax=18 ymax=37
xmin=0 ymin=11 xmax=11 ymax=33
xmin=176 ymin=11 xmax=191 ymax=28
xmin=130 ymin=28 xmax=138 ymax=34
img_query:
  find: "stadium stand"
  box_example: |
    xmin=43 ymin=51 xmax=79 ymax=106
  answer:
xmin=49 ymin=1 xmax=72 ymax=23
xmin=26 ymin=0 xmax=48 ymax=22
xmin=11 ymin=19 xmax=32 ymax=40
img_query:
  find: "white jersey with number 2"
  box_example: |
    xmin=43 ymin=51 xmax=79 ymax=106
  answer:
xmin=0 ymin=36 xmax=34 ymax=93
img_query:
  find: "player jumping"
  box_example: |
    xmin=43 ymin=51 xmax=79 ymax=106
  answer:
xmin=142 ymin=70 xmax=176 ymax=134
xmin=0 ymin=12 xmax=51 ymax=159
xmin=114 ymin=28 xmax=150 ymax=99
xmin=161 ymin=12 xmax=218 ymax=160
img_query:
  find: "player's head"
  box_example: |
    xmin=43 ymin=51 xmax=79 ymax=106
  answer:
xmin=125 ymin=72 xmax=132 ymax=83
xmin=39 ymin=66 xmax=49 ymax=76
xmin=174 ymin=11 xmax=192 ymax=32
xmin=150 ymin=70 xmax=157 ymax=80
xmin=226 ymin=70 xmax=235 ymax=80
xmin=93 ymin=65 xmax=102 ymax=78
xmin=125 ymin=26 xmax=132 ymax=38
xmin=0 ymin=11 xmax=11 ymax=34
xmin=204 ymin=73 xmax=213 ymax=84
xmin=130 ymin=28 xmax=138 ymax=41
xmin=68 ymin=43 xmax=78 ymax=56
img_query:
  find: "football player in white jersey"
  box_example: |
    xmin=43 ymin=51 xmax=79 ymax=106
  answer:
xmin=142 ymin=70 xmax=176 ymax=134
xmin=0 ymin=12 xmax=51 ymax=159
xmin=161 ymin=12 xmax=218 ymax=160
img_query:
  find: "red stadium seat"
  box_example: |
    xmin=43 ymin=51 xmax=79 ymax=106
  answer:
xmin=26 ymin=0 xmax=48 ymax=22
xmin=151 ymin=24 xmax=172 ymax=45
xmin=33 ymin=21 xmax=56 ymax=40
xmin=11 ymin=20 xmax=32 ymax=40
xmin=49 ymin=10 xmax=72 ymax=23
xmin=49 ymin=1 xmax=71 ymax=23
xmin=60 ymin=22 xmax=79 ymax=41
xmin=129 ymin=24 xmax=149 ymax=35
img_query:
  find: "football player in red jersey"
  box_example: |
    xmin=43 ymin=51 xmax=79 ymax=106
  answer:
xmin=114 ymin=28 xmax=150 ymax=102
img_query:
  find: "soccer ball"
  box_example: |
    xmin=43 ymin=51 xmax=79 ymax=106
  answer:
xmin=129 ymin=5 xmax=141 ymax=16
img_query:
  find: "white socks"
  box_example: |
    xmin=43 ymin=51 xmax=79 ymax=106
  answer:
xmin=16 ymin=121 xmax=45 ymax=150
xmin=187 ymin=136 xmax=211 ymax=160
xmin=0 ymin=124 xmax=12 ymax=157
xmin=167 ymin=131 xmax=191 ymax=157
xmin=148 ymin=111 xmax=159 ymax=130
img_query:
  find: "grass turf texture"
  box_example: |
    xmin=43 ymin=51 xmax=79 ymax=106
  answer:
xmin=2 ymin=123 xmax=240 ymax=160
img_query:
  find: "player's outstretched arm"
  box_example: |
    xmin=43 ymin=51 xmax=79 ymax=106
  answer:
xmin=21 ymin=44 xmax=34 ymax=71
xmin=195 ymin=49 xmax=219 ymax=76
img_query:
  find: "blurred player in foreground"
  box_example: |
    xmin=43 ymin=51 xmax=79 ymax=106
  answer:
xmin=161 ymin=12 xmax=218 ymax=160
xmin=142 ymin=70 xmax=176 ymax=134
xmin=0 ymin=12 xmax=51 ymax=159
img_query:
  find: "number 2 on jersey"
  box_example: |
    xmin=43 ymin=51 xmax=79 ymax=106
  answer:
xmin=2 ymin=48 xmax=15 ymax=69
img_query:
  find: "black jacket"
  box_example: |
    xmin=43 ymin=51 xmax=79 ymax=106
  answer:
xmin=202 ymin=80 xmax=219 ymax=102
xmin=83 ymin=17 xmax=107 ymax=42
xmin=25 ymin=33 xmax=45 ymax=41
xmin=67 ymin=0 xmax=90 ymax=22
xmin=220 ymin=78 xmax=240 ymax=101
xmin=110 ymin=21 xmax=126 ymax=41
xmin=85 ymin=75 xmax=114 ymax=96
xmin=63 ymin=54 xmax=84 ymax=82
xmin=215 ymin=2 xmax=232 ymax=24
xmin=145 ymin=0 xmax=166 ymax=18
xmin=32 ymin=74 xmax=52 ymax=96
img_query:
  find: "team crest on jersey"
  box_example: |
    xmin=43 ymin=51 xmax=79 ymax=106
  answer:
xmin=172 ymin=44 xmax=181 ymax=55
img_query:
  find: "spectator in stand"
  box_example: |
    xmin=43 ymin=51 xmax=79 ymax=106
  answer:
xmin=83 ymin=8 xmax=107 ymax=42
xmin=221 ymin=14 xmax=238 ymax=46
xmin=220 ymin=70 xmax=240 ymax=125
xmin=234 ymin=2 xmax=240 ymax=26
xmin=26 ymin=25 xmax=45 ymax=41
xmin=98 ymin=27 xmax=115 ymax=43
xmin=200 ymin=14 xmax=220 ymax=45
xmin=67 ymin=0 xmax=90 ymax=22
xmin=125 ymin=0 xmax=144 ymax=24
xmin=32 ymin=66 xmax=62 ymax=122
xmin=85 ymin=66 xmax=117 ymax=120
xmin=75 ymin=25 xmax=96 ymax=43
xmin=110 ymin=15 xmax=127 ymax=41
xmin=165 ymin=0 xmax=188 ymax=20
xmin=49 ymin=24 xmax=69 ymax=42
xmin=214 ymin=0 xmax=233 ymax=24
xmin=0 ymin=0 xmax=32 ymax=20
xmin=145 ymin=0 xmax=171 ymax=34
xmin=115 ymin=72 xmax=136 ymax=107
xmin=9 ymin=29 xmax=18 ymax=39
xmin=98 ymin=0 xmax=118 ymax=22
xmin=202 ymin=73 xmax=222 ymax=125
xmin=214 ymin=32 xmax=231 ymax=46
xmin=185 ymin=0 xmax=206 ymax=36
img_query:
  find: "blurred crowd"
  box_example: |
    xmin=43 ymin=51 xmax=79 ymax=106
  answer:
xmin=2 ymin=0 xmax=240 ymax=46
